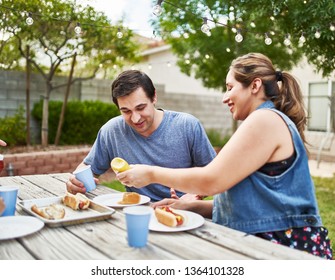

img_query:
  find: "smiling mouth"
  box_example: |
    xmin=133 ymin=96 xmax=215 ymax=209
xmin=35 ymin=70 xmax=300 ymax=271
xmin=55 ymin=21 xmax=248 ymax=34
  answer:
xmin=134 ymin=121 xmax=145 ymax=128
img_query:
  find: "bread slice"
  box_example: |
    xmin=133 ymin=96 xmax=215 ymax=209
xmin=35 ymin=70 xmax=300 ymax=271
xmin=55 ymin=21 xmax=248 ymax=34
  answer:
xmin=31 ymin=204 xmax=65 ymax=220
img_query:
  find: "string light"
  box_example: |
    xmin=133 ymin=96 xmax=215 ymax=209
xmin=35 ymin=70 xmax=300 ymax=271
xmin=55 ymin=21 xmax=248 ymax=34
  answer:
xmin=153 ymin=0 xmax=164 ymax=16
xmin=264 ymin=33 xmax=272 ymax=45
xmin=201 ymin=17 xmax=210 ymax=34
xmin=235 ymin=29 xmax=243 ymax=43
xmin=283 ymin=34 xmax=291 ymax=46
xmin=299 ymin=33 xmax=306 ymax=46
xmin=116 ymin=28 xmax=123 ymax=38
xmin=74 ymin=23 xmax=82 ymax=35
xmin=314 ymin=29 xmax=321 ymax=39
xmin=0 ymin=2 xmax=333 ymax=49
xmin=26 ymin=12 xmax=34 ymax=25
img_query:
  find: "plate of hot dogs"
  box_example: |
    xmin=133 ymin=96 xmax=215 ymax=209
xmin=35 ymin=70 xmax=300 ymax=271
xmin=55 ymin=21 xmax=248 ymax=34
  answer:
xmin=149 ymin=206 xmax=205 ymax=232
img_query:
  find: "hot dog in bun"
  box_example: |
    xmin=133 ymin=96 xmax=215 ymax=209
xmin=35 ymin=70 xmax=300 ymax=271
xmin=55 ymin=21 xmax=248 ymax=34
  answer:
xmin=62 ymin=192 xmax=90 ymax=210
xmin=154 ymin=206 xmax=186 ymax=227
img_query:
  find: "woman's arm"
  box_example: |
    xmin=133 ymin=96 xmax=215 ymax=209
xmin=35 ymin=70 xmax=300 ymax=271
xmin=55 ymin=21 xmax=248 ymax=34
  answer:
xmin=117 ymin=110 xmax=291 ymax=196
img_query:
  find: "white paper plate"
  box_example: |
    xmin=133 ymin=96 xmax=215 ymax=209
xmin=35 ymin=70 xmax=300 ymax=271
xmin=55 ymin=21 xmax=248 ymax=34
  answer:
xmin=93 ymin=193 xmax=150 ymax=208
xmin=149 ymin=209 xmax=205 ymax=232
xmin=0 ymin=216 xmax=44 ymax=240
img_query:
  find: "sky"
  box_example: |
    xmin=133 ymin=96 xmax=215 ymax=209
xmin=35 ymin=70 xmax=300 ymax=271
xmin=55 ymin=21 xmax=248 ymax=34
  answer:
xmin=77 ymin=0 xmax=155 ymax=37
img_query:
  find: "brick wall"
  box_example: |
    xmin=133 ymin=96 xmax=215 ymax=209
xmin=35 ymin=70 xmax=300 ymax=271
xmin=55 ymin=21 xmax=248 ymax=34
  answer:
xmin=0 ymin=147 xmax=91 ymax=177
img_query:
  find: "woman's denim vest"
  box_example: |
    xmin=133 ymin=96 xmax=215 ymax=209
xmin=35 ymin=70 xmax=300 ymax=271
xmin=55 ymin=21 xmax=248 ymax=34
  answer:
xmin=212 ymin=101 xmax=322 ymax=234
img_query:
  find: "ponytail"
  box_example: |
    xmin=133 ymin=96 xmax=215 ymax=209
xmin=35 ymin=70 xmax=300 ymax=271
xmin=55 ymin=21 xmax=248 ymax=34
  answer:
xmin=230 ymin=53 xmax=308 ymax=150
xmin=274 ymin=72 xmax=308 ymax=147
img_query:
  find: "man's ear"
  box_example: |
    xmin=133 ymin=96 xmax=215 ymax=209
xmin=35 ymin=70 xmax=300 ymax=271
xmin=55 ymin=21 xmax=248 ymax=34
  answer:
xmin=152 ymin=91 xmax=158 ymax=104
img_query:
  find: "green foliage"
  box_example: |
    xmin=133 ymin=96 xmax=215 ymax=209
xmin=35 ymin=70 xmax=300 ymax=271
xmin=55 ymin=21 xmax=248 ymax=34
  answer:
xmin=0 ymin=0 xmax=140 ymax=75
xmin=156 ymin=0 xmax=335 ymax=91
xmin=32 ymin=100 xmax=120 ymax=145
xmin=0 ymin=106 xmax=26 ymax=147
xmin=313 ymin=176 xmax=335 ymax=253
xmin=102 ymin=180 xmax=126 ymax=193
xmin=206 ymin=129 xmax=230 ymax=147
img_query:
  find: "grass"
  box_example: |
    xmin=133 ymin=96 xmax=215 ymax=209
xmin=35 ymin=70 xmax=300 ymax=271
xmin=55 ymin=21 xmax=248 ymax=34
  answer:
xmin=313 ymin=175 xmax=335 ymax=253
xmin=102 ymin=175 xmax=335 ymax=253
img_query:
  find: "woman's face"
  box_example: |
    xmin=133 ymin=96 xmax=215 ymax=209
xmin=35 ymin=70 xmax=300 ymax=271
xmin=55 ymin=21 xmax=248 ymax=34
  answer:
xmin=223 ymin=69 xmax=253 ymax=121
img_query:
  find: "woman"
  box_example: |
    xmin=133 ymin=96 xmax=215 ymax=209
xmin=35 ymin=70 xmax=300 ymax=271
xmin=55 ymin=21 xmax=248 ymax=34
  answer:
xmin=117 ymin=53 xmax=332 ymax=259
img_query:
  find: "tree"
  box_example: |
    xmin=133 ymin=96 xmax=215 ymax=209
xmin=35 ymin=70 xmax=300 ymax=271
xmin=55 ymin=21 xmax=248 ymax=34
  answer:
xmin=0 ymin=0 xmax=140 ymax=146
xmin=154 ymin=0 xmax=335 ymax=92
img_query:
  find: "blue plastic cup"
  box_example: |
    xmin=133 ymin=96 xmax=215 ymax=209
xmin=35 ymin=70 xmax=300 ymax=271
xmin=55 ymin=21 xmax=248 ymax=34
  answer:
xmin=0 ymin=185 xmax=19 ymax=217
xmin=123 ymin=206 xmax=153 ymax=248
xmin=73 ymin=165 xmax=96 ymax=192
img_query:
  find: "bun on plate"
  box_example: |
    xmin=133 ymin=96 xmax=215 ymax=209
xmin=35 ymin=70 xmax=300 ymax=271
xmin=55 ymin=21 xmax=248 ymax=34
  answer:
xmin=154 ymin=206 xmax=186 ymax=227
xmin=31 ymin=204 xmax=65 ymax=220
xmin=118 ymin=192 xmax=141 ymax=205
xmin=62 ymin=192 xmax=90 ymax=210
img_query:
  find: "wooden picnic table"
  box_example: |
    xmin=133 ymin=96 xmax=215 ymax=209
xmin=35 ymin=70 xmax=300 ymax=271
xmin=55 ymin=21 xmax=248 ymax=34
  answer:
xmin=0 ymin=173 xmax=320 ymax=260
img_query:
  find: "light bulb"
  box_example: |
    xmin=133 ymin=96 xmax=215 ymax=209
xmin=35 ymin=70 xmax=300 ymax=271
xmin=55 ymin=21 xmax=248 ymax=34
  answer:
xmin=314 ymin=30 xmax=321 ymax=39
xmin=117 ymin=31 xmax=123 ymax=39
xmin=235 ymin=33 xmax=243 ymax=43
xmin=299 ymin=34 xmax=306 ymax=45
xmin=152 ymin=4 xmax=163 ymax=16
xmin=74 ymin=23 xmax=82 ymax=35
xmin=284 ymin=34 xmax=291 ymax=46
xmin=26 ymin=14 xmax=34 ymax=25
xmin=264 ymin=34 xmax=272 ymax=46
xmin=201 ymin=20 xmax=210 ymax=34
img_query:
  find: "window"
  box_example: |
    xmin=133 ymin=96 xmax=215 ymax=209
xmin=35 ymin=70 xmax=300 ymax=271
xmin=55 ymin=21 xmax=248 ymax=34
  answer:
xmin=308 ymin=81 xmax=334 ymax=132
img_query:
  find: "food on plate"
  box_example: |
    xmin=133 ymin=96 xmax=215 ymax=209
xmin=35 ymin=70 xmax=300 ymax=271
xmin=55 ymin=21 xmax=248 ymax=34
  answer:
xmin=154 ymin=206 xmax=186 ymax=227
xmin=62 ymin=192 xmax=90 ymax=210
xmin=118 ymin=192 xmax=141 ymax=205
xmin=31 ymin=204 xmax=65 ymax=220
xmin=111 ymin=157 xmax=130 ymax=172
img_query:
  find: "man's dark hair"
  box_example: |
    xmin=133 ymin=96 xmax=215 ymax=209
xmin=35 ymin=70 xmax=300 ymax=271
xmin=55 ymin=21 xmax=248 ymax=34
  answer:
xmin=111 ymin=70 xmax=156 ymax=107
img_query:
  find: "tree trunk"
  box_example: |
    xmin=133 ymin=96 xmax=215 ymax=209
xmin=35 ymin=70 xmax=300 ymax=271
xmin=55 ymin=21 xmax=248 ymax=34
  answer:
xmin=41 ymin=96 xmax=49 ymax=147
xmin=25 ymin=45 xmax=31 ymax=146
xmin=54 ymin=52 xmax=77 ymax=145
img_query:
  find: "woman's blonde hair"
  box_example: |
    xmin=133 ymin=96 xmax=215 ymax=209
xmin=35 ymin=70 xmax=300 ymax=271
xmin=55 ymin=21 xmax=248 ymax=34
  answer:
xmin=230 ymin=53 xmax=308 ymax=147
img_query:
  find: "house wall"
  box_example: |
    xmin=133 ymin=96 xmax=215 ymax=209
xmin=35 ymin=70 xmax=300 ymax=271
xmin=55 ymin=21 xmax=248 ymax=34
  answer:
xmin=0 ymin=69 xmax=231 ymax=145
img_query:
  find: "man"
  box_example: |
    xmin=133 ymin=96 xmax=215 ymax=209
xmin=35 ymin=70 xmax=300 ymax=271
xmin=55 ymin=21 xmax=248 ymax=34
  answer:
xmin=66 ymin=70 xmax=216 ymax=201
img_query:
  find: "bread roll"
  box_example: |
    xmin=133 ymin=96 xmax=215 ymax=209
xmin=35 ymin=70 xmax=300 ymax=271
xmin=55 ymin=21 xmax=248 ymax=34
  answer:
xmin=118 ymin=192 xmax=141 ymax=205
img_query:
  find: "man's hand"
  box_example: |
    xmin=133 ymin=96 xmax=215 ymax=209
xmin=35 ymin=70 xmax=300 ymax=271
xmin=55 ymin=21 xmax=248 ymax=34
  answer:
xmin=66 ymin=174 xmax=99 ymax=194
xmin=170 ymin=188 xmax=204 ymax=201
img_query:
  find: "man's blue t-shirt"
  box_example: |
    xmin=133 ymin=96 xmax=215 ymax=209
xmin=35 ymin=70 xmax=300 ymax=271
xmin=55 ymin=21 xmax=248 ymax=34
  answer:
xmin=84 ymin=110 xmax=216 ymax=201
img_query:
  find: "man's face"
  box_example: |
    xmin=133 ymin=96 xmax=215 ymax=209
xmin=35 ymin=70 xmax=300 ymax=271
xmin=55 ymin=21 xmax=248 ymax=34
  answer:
xmin=117 ymin=87 xmax=158 ymax=137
